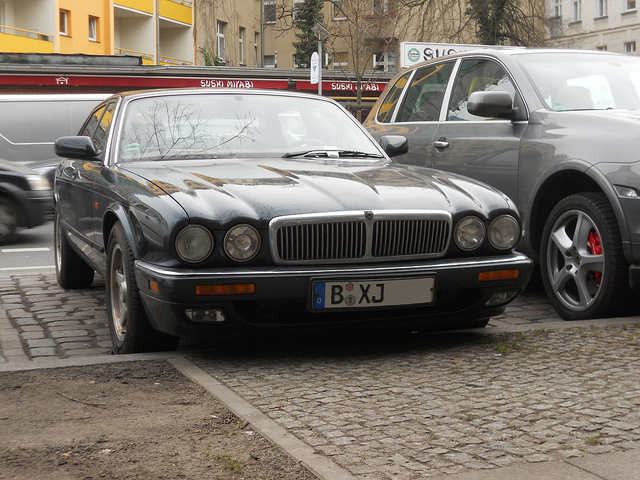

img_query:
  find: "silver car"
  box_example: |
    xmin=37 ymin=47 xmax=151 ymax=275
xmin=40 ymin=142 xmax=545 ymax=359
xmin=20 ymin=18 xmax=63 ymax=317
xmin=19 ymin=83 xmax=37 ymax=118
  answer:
xmin=364 ymin=48 xmax=640 ymax=320
xmin=0 ymin=94 xmax=109 ymax=166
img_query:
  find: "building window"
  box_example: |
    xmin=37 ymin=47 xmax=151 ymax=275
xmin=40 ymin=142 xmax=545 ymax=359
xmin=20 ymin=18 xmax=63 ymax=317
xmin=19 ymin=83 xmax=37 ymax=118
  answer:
xmin=264 ymin=54 xmax=276 ymax=68
xmin=264 ymin=0 xmax=276 ymax=24
xmin=596 ymin=45 xmax=608 ymax=50
xmin=626 ymin=0 xmax=636 ymax=10
xmin=373 ymin=0 xmax=396 ymax=14
xmin=551 ymin=0 xmax=562 ymax=18
xmin=293 ymin=0 xmax=304 ymax=21
xmin=373 ymin=51 xmax=397 ymax=72
xmin=239 ymin=28 xmax=245 ymax=65
xmin=571 ymin=0 xmax=582 ymax=20
xmin=625 ymin=41 xmax=637 ymax=52
xmin=333 ymin=0 xmax=346 ymax=18
xmin=596 ymin=0 xmax=608 ymax=17
xmin=59 ymin=9 xmax=70 ymax=36
xmin=254 ymin=32 xmax=259 ymax=67
xmin=217 ymin=21 xmax=226 ymax=61
xmin=332 ymin=52 xmax=348 ymax=69
xmin=88 ymin=16 xmax=98 ymax=41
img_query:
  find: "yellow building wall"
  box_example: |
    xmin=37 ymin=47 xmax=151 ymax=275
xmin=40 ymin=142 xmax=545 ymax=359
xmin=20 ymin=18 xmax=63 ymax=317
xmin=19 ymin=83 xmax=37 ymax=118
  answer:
xmin=159 ymin=0 xmax=192 ymax=25
xmin=114 ymin=0 xmax=153 ymax=15
xmin=58 ymin=0 xmax=113 ymax=55
xmin=0 ymin=32 xmax=55 ymax=54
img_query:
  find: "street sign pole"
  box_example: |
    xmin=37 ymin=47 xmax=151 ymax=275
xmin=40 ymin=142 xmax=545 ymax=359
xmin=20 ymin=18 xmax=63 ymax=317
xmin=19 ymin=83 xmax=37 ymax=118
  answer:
xmin=317 ymin=40 xmax=322 ymax=96
xmin=311 ymin=23 xmax=329 ymax=97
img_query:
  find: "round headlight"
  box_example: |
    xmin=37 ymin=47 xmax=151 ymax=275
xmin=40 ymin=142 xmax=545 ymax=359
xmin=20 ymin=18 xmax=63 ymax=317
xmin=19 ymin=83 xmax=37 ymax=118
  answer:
xmin=454 ymin=216 xmax=485 ymax=251
xmin=175 ymin=225 xmax=214 ymax=263
xmin=488 ymin=215 xmax=520 ymax=250
xmin=224 ymin=224 xmax=261 ymax=262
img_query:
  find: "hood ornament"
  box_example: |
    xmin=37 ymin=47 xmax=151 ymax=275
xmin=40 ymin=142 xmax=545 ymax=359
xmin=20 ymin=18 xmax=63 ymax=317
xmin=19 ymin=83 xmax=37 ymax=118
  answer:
xmin=364 ymin=210 xmax=374 ymax=220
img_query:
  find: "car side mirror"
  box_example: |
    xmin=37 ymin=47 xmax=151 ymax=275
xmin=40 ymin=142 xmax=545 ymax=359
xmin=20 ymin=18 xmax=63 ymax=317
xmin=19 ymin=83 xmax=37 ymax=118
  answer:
xmin=380 ymin=135 xmax=409 ymax=157
xmin=467 ymin=91 xmax=514 ymax=119
xmin=54 ymin=136 xmax=100 ymax=159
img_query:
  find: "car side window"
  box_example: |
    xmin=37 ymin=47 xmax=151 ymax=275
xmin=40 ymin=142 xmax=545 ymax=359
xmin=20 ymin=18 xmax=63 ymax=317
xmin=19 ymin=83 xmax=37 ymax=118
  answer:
xmin=93 ymin=102 xmax=116 ymax=151
xmin=376 ymin=71 xmax=411 ymax=123
xmin=80 ymin=101 xmax=116 ymax=151
xmin=447 ymin=59 xmax=516 ymax=121
xmin=397 ymin=62 xmax=455 ymax=122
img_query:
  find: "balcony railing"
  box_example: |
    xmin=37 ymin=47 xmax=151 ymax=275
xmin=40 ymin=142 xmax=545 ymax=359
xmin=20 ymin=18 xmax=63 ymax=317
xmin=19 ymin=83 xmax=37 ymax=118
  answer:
xmin=115 ymin=47 xmax=154 ymax=63
xmin=160 ymin=55 xmax=193 ymax=65
xmin=166 ymin=0 xmax=192 ymax=6
xmin=0 ymin=25 xmax=54 ymax=42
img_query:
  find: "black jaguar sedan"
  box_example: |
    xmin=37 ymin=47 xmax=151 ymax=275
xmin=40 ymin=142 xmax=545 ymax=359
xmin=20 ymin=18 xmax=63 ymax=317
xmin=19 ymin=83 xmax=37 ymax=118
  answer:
xmin=54 ymin=89 xmax=532 ymax=354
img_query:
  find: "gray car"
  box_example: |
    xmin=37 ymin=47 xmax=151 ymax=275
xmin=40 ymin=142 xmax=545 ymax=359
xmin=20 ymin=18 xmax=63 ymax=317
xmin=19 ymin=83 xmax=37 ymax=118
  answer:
xmin=364 ymin=48 xmax=640 ymax=320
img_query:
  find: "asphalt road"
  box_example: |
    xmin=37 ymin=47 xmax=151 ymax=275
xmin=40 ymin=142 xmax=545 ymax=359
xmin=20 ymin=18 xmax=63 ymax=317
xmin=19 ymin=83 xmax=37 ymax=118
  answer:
xmin=0 ymin=221 xmax=54 ymax=273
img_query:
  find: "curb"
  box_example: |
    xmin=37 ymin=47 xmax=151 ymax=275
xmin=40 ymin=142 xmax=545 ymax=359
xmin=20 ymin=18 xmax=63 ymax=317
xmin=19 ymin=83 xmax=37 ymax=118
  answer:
xmin=170 ymin=356 xmax=356 ymax=480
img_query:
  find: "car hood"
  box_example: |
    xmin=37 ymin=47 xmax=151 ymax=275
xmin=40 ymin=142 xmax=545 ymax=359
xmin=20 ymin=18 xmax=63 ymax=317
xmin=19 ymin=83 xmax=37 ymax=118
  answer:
xmin=119 ymin=158 xmax=511 ymax=227
xmin=0 ymin=158 xmax=41 ymax=175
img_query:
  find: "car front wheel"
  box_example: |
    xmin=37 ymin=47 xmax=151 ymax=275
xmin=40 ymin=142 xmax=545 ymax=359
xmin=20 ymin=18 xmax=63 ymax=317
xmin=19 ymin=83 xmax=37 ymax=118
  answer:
xmin=540 ymin=193 xmax=629 ymax=320
xmin=0 ymin=196 xmax=18 ymax=245
xmin=55 ymin=211 xmax=95 ymax=289
xmin=106 ymin=222 xmax=179 ymax=354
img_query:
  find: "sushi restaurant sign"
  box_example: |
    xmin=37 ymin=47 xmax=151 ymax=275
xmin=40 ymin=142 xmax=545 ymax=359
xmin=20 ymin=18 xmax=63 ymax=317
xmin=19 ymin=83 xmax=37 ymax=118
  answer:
xmin=400 ymin=42 xmax=491 ymax=68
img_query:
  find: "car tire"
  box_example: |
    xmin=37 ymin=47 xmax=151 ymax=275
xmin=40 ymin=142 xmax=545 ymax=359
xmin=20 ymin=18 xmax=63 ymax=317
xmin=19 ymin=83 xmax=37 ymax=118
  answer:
xmin=0 ymin=196 xmax=18 ymax=245
xmin=540 ymin=192 xmax=629 ymax=320
xmin=54 ymin=211 xmax=95 ymax=288
xmin=106 ymin=222 xmax=179 ymax=354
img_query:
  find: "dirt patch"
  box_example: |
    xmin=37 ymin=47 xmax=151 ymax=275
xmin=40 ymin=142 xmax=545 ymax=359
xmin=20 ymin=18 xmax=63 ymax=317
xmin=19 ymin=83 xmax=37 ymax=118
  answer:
xmin=0 ymin=360 xmax=317 ymax=480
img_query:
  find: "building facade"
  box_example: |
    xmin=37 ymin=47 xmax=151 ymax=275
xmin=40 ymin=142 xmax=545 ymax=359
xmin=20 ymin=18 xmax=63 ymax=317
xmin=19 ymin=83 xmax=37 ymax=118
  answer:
xmin=0 ymin=0 xmax=194 ymax=64
xmin=550 ymin=0 xmax=640 ymax=52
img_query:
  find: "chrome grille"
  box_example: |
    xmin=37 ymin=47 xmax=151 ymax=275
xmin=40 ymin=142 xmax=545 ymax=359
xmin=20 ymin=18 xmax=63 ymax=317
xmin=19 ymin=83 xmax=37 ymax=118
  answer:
xmin=270 ymin=211 xmax=451 ymax=265
xmin=372 ymin=219 xmax=449 ymax=257
xmin=276 ymin=221 xmax=366 ymax=261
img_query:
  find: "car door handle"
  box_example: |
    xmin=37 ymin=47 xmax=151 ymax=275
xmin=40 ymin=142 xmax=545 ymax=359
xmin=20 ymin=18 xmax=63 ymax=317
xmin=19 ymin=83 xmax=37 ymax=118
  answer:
xmin=433 ymin=139 xmax=449 ymax=150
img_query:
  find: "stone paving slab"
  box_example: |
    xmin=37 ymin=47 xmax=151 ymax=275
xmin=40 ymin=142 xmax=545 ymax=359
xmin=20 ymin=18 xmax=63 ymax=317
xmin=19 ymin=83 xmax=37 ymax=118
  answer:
xmin=0 ymin=274 xmax=111 ymax=361
xmin=186 ymin=323 xmax=640 ymax=479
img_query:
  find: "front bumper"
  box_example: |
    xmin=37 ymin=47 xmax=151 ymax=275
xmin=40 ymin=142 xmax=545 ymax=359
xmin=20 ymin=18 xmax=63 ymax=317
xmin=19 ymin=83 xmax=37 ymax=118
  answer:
xmin=16 ymin=189 xmax=53 ymax=227
xmin=135 ymin=253 xmax=534 ymax=337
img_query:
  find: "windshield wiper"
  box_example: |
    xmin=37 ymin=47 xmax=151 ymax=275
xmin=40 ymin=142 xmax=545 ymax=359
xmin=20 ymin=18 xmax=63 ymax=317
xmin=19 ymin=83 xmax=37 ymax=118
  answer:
xmin=283 ymin=149 xmax=383 ymax=159
xmin=283 ymin=149 xmax=339 ymax=158
xmin=337 ymin=150 xmax=384 ymax=158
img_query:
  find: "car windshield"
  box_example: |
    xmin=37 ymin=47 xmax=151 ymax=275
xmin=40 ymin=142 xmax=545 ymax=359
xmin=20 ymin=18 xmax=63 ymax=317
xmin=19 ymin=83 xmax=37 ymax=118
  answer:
xmin=117 ymin=93 xmax=381 ymax=162
xmin=515 ymin=52 xmax=640 ymax=111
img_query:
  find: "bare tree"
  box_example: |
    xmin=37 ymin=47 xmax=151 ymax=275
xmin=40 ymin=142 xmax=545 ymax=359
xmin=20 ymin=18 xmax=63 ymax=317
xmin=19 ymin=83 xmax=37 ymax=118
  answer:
xmin=400 ymin=0 xmax=476 ymax=43
xmin=400 ymin=0 xmax=552 ymax=47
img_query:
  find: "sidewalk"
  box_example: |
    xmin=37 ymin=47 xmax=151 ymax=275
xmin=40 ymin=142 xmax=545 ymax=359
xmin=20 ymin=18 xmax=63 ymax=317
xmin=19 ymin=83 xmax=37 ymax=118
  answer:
xmin=1 ymin=272 xmax=639 ymax=479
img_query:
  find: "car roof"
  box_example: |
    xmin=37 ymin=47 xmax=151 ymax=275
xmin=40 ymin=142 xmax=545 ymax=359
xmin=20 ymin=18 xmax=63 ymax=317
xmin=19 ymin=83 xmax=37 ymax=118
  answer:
xmin=420 ymin=46 xmax=627 ymax=62
xmin=110 ymin=88 xmax=334 ymax=103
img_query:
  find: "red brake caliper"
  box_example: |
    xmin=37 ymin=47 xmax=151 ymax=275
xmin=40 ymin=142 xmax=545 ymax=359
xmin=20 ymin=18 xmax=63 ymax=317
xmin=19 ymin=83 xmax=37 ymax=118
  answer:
xmin=588 ymin=231 xmax=603 ymax=282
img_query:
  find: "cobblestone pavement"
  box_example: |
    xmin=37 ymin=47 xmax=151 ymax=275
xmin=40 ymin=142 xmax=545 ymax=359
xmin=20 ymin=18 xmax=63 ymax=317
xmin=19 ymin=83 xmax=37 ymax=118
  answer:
xmin=187 ymin=323 xmax=640 ymax=479
xmin=0 ymin=272 xmax=565 ymax=362
xmin=1 ymin=272 xmax=639 ymax=479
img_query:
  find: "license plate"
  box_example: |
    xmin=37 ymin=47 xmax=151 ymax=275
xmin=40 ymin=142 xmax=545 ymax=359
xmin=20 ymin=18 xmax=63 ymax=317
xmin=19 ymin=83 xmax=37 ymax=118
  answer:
xmin=311 ymin=277 xmax=435 ymax=310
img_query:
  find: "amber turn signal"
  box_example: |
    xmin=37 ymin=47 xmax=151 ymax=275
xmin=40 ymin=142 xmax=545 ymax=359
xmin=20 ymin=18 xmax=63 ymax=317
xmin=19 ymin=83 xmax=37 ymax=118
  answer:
xmin=478 ymin=270 xmax=520 ymax=281
xmin=196 ymin=284 xmax=256 ymax=296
